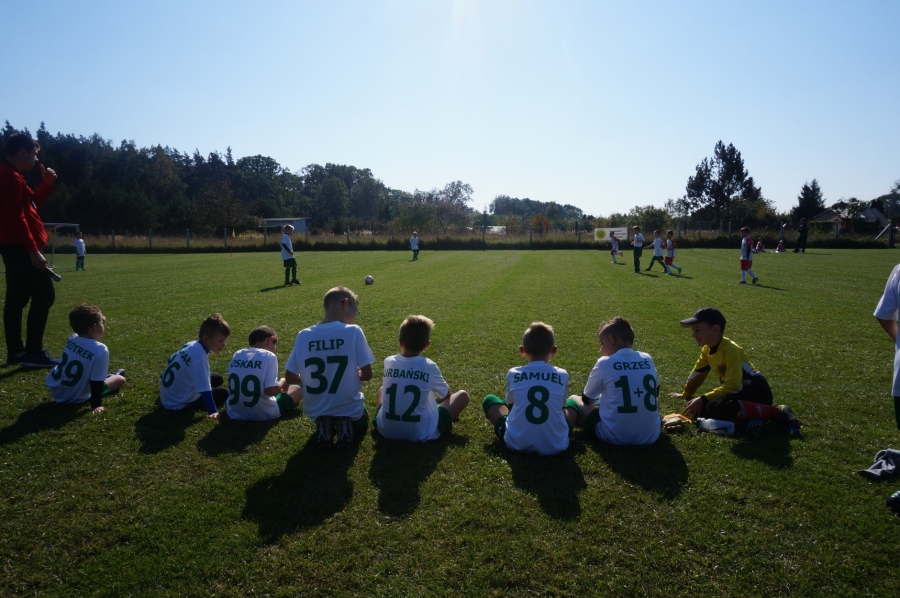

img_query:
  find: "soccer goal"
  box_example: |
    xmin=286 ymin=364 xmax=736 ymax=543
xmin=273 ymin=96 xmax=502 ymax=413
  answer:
xmin=43 ymin=223 xmax=80 ymax=267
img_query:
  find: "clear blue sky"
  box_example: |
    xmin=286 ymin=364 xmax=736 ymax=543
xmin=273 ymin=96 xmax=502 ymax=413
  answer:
xmin=4 ymin=0 xmax=898 ymax=216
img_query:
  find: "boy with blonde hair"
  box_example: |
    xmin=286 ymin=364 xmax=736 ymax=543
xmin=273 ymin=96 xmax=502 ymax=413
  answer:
xmin=374 ymin=315 xmax=469 ymax=441
xmin=46 ymin=304 xmax=126 ymax=414
xmin=225 ymin=326 xmax=303 ymax=421
xmin=281 ymin=224 xmax=300 ymax=286
xmin=572 ymin=317 xmax=661 ymax=445
xmin=482 ymin=322 xmax=579 ymax=455
xmin=159 ymin=314 xmax=231 ymax=418
xmin=285 ymin=286 xmax=375 ymax=448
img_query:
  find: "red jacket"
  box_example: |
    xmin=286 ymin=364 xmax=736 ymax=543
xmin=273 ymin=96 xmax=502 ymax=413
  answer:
xmin=0 ymin=161 xmax=54 ymax=253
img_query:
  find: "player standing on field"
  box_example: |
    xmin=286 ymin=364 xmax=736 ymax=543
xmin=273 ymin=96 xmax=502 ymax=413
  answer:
xmin=73 ymin=232 xmax=85 ymax=270
xmin=410 ymin=231 xmax=420 ymax=261
xmin=664 ymin=230 xmax=682 ymax=275
xmin=281 ymin=225 xmax=300 ymax=286
xmin=874 ymin=264 xmax=900 ymax=512
xmin=739 ymin=227 xmax=758 ymax=285
xmin=631 ymin=226 xmax=644 ymax=273
xmin=610 ymin=233 xmax=623 ymax=264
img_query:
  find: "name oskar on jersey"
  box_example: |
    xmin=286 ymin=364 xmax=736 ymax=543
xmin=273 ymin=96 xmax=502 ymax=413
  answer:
xmin=230 ymin=358 xmax=263 ymax=369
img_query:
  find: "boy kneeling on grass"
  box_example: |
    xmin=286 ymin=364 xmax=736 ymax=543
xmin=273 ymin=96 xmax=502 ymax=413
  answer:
xmin=570 ymin=317 xmax=661 ymax=446
xmin=668 ymin=307 xmax=800 ymax=436
xmin=482 ymin=322 xmax=579 ymax=456
xmin=373 ymin=315 xmax=469 ymax=441
xmin=224 ymin=326 xmax=303 ymax=421
xmin=46 ymin=304 xmax=126 ymax=414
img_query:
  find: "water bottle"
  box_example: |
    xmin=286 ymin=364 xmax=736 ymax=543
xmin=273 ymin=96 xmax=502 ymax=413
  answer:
xmin=696 ymin=418 xmax=735 ymax=436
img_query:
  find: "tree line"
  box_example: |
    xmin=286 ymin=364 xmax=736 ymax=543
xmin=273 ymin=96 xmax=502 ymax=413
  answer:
xmin=4 ymin=122 xmax=897 ymax=236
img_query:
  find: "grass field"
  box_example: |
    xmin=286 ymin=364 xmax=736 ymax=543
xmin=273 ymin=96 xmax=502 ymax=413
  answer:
xmin=2 ymin=248 xmax=899 ymax=597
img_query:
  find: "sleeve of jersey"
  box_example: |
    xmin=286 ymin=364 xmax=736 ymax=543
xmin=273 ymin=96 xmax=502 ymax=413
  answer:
xmin=355 ymin=328 xmax=376 ymax=367
xmin=265 ymin=353 xmax=279 ymax=390
xmin=874 ymin=265 xmax=900 ymax=320
xmin=582 ymin=361 xmax=605 ymax=402
xmin=682 ymin=351 xmax=710 ymax=398
xmin=199 ymin=391 xmax=217 ymax=414
xmin=703 ymin=345 xmax=743 ymax=400
xmin=0 ymin=173 xmax=40 ymax=252
xmin=430 ymin=364 xmax=450 ymax=399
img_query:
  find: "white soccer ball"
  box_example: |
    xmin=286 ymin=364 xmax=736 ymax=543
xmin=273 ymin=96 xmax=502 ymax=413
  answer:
xmin=364 ymin=275 xmax=374 ymax=285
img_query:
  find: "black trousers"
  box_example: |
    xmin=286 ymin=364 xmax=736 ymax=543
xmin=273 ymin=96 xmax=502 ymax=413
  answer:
xmin=704 ymin=374 xmax=774 ymax=420
xmin=0 ymin=244 xmax=55 ymax=355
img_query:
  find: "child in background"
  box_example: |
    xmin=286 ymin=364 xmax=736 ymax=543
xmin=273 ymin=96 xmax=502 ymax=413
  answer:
xmin=610 ymin=233 xmax=623 ymax=264
xmin=664 ymin=230 xmax=682 ymax=275
xmin=284 ymin=286 xmax=375 ymax=448
xmin=739 ymin=227 xmax=758 ymax=285
xmin=644 ymin=230 xmax=669 ymax=274
xmin=281 ymin=225 xmax=300 ymax=286
xmin=775 ymin=241 xmax=786 ymax=253
xmin=373 ymin=315 xmax=469 ymax=441
xmin=410 ymin=231 xmax=420 ymax=261
xmin=159 ymin=314 xmax=231 ymax=419
xmin=73 ymin=232 xmax=85 ymax=270
xmin=225 ymin=326 xmax=303 ymax=421
xmin=668 ymin=307 xmax=800 ymax=436
xmin=754 ymin=240 xmax=765 ymax=253
xmin=482 ymin=322 xmax=579 ymax=455
xmin=572 ymin=317 xmax=660 ymax=445
xmin=631 ymin=226 xmax=644 ymax=273
xmin=46 ymin=304 xmax=126 ymax=414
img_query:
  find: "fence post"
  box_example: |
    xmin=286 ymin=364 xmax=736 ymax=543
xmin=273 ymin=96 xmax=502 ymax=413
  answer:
xmin=149 ymin=229 xmax=152 ymax=249
xmin=264 ymin=227 xmax=267 ymax=247
xmin=482 ymin=226 xmax=486 ymax=250
xmin=391 ymin=226 xmax=394 ymax=243
xmin=186 ymin=229 xmax=190 ymax=249
xmin=890 ymin=221 xmax=896 ymax=248
xmin=727 ymin=221 xmax=731 ymax=239
xmin=529 ymin=225 xmax=533 ymax=248
xmin=224 ymin=228 xmax=228 ymax=249
xmin=835 ymin=220 xmax=839 ymax=239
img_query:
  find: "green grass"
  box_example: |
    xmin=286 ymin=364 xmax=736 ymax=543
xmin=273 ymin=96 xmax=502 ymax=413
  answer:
xmin=2 ymin=248 xmax=899 ymax=597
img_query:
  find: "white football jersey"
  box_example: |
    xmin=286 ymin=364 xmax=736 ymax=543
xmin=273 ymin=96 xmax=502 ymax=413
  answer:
xmin=582 ymin=348 xmax=661 ymax=446
xmin=410 ymin=236 xmax=419 ymax=250
xmin=741 ymin=237 xmax=753 ymax=261
xmin=73 ymin=238 xmax=85 ymax=257
xmin=376 ymin=354 xmax=450 ymax=442
xmin=504 ymin=361 xmax=570 ymax=455
xmin=46 ymin=334 xmax=110 ymax=404
xmin=226 ymin=347 xmax=281 ymax=421
xmin=159 ymin=340 xmax=212 ymax=409
xmin=649 ymin=237 xmax=663 ymax=256
xmin=875 ymin=263 xmax=900 ymax=395
xmin=665 ymin=239 xmax=676 ymax=258
xmin=281 ymin=233 xmax=293 ymax=260
xmin=285 ymin=321 xmax=375 ymax=419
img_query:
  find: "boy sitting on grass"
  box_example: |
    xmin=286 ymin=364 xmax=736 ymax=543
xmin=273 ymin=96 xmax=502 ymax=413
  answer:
xmin=668 ymin=307 xmax=800 ymax=436
xmin=159 ymin=314 xmax=231 ymax=419
xmin=46 ymin=304 xmax=126 ymax=414
xmin=571 ymin=317 xmax=661 ymax=445
xmin=482 ymin=322 xmax=579 ymax=456
xmin=373 ymin=315 xmax=469 ymax=441
xmin=284 ymin=286 xmax=375 ymax=449
xmin=225 ymin=326 xmax=303 ymax=421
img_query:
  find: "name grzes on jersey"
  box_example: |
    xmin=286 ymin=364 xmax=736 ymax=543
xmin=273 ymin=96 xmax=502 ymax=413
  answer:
xmin=66 ymin=339 xmax=95 ymax=361
xmin=512 ymin=371 xmax=565 ymax=385
xmin=230 ymin=358 xmax=262 ymax=369
xmin=385 ymin=368 xmax=429 ymax=382
xmin=308 ymin=339 xmax=345 ymax=351
xmin=613 ymin=360 xmax=652 ymax=371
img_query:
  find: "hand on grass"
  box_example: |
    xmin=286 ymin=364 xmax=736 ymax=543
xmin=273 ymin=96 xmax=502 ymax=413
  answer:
xmin=683 ymin=397 xmax=703 ymax=419
xmin=92 ymin=406 xmax=105 ymax=415
xmin=667 ymin=392 xmax=684 ymax=398
xmin=207 ymin=412 xmax=219 ymax=419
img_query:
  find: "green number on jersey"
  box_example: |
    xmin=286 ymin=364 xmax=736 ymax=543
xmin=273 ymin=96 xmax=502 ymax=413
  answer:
xmin=227 ymin=374 xmax=240 ymax=405
xmin=525 ymin=385 xmax=550 ymax=424
xmin=304 ymin=356 xmax=349 ymax=395
xmin=161 ymin=361 xmax=181 ymax=388
xmin=614 ymin=374 xmax=659 ymax=413
xmin=384 ymin=383 xmax=422 ymax=422
xmin=50 ymin=353 xmax=84 ymax=387
xmin=228 ymin=374 xmax=263 ymax=407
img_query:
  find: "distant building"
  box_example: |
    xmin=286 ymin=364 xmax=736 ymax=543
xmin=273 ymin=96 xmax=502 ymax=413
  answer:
xmin=264 ymin=218 xmax=309 ymax=233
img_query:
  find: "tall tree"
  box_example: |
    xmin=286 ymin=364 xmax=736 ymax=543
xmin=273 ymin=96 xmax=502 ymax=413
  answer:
xmin=791 ymin=179 xmax=825 ymax=221
xmin=684 ymin=141 xmax=761 ymax=226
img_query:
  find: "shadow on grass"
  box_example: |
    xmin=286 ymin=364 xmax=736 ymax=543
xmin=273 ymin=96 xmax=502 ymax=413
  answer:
xmin=368 ymin=432 xmax=468 ymax=517
xmin=0 ymin=366 xmax=26 ymax=382
xmin=0 ymin=402 xmax=85 ymax=446
xmin=588 ymin=434 xmax=688 ymax=500
xmin=243 ymin=434 xmax=360 ymax=542
xmin=134 ymin=406 xmax=201 ymax=454
xmin=196 ymin=413 xmax=281 ymax=456
xmin=258 ymin=285 xmax=289 ymax=293
xmin=485 ymin=441 xmax=587 ymax=520
xmin=730 ymin=434 xmax=794 ymax=468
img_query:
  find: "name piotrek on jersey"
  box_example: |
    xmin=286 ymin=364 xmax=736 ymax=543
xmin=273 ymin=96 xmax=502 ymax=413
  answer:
xmin=511 ymin=371 xmax=565 ymax=385
xmin=230 ymin=358 xmax=262 ymax=369
xmin=613 ymin=360 xmax=652 ymax=371
xmin=308 ymin=339 xmax=345 ymax=351
xmin=384 ymin=368 xmax=430 ymax=382
xmin=65 ymin=339 xmax=95 ymax=361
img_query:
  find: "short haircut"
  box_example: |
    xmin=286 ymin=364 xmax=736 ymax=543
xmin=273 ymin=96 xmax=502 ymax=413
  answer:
xmin=740 ymin=226 xmax=750 ymax=233
xmin=283 ymin=224 xmax=293 ymax=232
xmin=522 ymin=322 xmax=554 ymax=357
xmin=654 ymin=230 xmax=660 ymax=235
xmin=324 ymin=286 xmax=358 ymax=310
xmin=248 ymin=325 xmax=276 ymax=346
xmin=598 ymin=317 xmax=634 ymax=347
xmin=199 ymin=313 xmax=231 ymax=338
xmin=6 ymin=133 xmax=39 ymax=156
xmin=632 ymin=226 xmax=641 ymax=231
xmin=69 ymin=304 xmax=102 ymax=336
xmin=666 ymin=230 xmax=674 ymax=236
xmin=399 ymin=315 xmax=434 ymax=354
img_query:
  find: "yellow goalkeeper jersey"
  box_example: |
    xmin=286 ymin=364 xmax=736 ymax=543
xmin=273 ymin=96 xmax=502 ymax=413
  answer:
xmin=681 ymin=337 xmax=759 ymax=400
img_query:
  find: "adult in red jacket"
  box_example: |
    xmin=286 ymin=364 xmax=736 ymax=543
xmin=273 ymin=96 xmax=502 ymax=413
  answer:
xmin=0 ymin=133 xmax=59 ymax=368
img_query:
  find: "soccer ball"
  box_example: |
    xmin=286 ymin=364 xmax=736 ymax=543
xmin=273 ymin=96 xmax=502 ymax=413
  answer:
xmin=364 ymin=275 xmax=374 ymax=285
